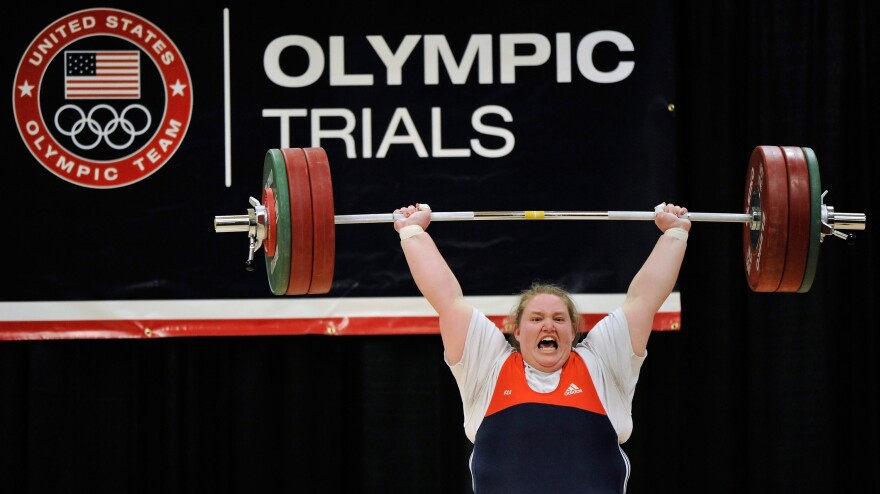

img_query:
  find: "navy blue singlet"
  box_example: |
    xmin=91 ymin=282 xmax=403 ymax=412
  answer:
xmin=470 ymin=352 xmax=628 ymax=494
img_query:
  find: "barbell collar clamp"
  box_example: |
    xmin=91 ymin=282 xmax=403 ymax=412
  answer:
xmin=819 ymin=191 xmax=866 ymax=243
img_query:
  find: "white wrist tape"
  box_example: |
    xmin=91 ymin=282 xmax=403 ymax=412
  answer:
xmin=664 ymin=227 xmax=688 ymax=243
xmin=399 ymin=225 xmax=425 ymax=240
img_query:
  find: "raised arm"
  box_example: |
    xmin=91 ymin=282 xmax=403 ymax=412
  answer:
xmin=394 ymin=204 xmax=475 ymax=364
xmin=621 ymin=203 xmax=691 ymax=356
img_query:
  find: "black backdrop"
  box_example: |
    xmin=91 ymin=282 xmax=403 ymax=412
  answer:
xmin=1 ymin=1 xmax=877 ymax=493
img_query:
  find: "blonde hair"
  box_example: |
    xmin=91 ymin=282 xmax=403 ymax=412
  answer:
xmin=505 ymin=282 xmax=583 ymax=351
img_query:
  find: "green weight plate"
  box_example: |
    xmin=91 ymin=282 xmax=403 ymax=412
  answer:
xmin=263 ymin=149 xmax=291 ymax=295
xmin=798 ymin=147 xmax=822 ymax=293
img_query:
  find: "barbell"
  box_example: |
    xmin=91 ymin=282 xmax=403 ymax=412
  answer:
xmin=213 ymin=146 xmax=866 ymax=295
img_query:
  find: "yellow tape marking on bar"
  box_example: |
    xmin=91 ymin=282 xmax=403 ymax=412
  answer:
xmin=525 ymin=211 xmax=545 ymax=219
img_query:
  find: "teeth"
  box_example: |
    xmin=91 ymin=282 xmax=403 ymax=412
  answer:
xmin=538 ymin=336 xmax=558 ymax=350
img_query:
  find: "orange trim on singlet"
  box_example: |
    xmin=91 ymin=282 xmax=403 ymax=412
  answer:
xmin=484 ymin=352 xmax=607 ymax=417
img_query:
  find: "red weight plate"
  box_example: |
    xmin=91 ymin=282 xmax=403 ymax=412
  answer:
xmin=743 ymin=145 xmax=789 ymax=292
xmin=261 ymin=187 xmax=277 ymax=258
xmin=303 ymin=147 xmax=336 ymax=294
xmin=281 ymin=148 xmax=314 ymax=295
xmin=777 ymin=146 xmax=810 ymax=292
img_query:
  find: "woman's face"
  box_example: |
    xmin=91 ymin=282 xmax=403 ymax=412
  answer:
xmin=513 ymin=293 xmax=576 ymax=372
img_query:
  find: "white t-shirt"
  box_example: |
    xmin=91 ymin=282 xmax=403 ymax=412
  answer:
xmin=446 ymin=306 xmax=646 ymax=444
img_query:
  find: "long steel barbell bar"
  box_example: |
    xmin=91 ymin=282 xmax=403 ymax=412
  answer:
xmin=214 ymin=208 xmax=756 ymax=232
xmin=214 ymin=195 xmax=866 ymax=240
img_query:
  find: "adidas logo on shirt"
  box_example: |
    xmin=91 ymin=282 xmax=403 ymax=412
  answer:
xmin=564 ymin=383 xmax=583 ymax=396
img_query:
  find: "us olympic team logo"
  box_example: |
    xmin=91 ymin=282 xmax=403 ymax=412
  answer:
xmin=13 ymin=8 xmax=193 ymax=188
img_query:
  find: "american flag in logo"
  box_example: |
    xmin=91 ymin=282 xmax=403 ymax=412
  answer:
xmin=65 ymin=51 xmax=141 ymax=99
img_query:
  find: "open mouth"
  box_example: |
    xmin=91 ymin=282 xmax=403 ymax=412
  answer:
xmin=537 ymin=336 xmax=558 ymax=351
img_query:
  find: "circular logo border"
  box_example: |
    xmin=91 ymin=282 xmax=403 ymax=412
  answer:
xmin=13 ymin=8 xmax=193 ymax=188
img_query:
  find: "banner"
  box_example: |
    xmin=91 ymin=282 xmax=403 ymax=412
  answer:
xmin=1 ymin=3 xmax=679 ymax=339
